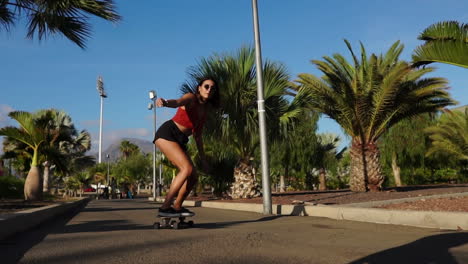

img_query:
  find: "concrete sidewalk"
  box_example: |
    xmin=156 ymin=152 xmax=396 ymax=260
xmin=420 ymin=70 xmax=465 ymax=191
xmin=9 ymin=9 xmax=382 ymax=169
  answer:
xmin=0 ymin=197 xmax=89 ymax=240
xmin=172 ymin=192 xmax=468 ymax=230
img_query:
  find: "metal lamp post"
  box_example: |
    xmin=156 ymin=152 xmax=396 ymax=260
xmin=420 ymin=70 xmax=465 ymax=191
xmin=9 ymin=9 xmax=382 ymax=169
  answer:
xmin=158 ymin=152 xmax=163 ymax=196
xmin=148 ymin=90 xmax=157 ymax=201
xmin=96 ymin=76 xmax=107 ymax=164
xmin=106 ymin=154 xmax=110 ymax=185
xmin=106 ymin=153 xmax=111 ymax=199
xmin=251 ymin=0 xmax=272 ymax=215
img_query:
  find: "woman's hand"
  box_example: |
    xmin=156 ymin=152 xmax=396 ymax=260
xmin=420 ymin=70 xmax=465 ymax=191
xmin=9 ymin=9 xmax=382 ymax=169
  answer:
xmin=156 ymin=98 xmax=167 ymax=107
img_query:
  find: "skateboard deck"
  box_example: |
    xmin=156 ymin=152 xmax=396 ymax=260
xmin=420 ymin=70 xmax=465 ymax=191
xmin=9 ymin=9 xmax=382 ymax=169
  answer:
xmin=153 ymin=216 xmax=194 ymax=229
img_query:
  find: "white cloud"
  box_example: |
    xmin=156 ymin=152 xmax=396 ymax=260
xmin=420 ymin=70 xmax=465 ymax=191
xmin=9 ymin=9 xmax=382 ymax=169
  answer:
xmin=0 ymin=104 xmax=14 ymax=127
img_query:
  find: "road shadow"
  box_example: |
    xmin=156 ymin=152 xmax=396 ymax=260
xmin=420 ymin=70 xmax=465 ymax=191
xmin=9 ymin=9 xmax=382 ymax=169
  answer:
xmin=57 ymin=219 xmax=153 ymax=234
xmin=348 ymin=232 xmax=468 ymax=264
xmin=82 ymin=207 xmax=156 ymax=212
xmin=193 ymin=215 xmax=285 ymax=229
xmin=0 ymin=206 xmax=83 ymax=264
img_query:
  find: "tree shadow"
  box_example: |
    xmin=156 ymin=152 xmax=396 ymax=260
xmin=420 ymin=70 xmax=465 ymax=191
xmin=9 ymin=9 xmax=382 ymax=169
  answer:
xmin=82 ymin=207 xmax=156 ymax=212
xmin=193 ymin=215 xmax=284 ymax=229
xmin=0 ymin=207 xmax=83 ymax=264
xmin=57 ymin=219 xmax=153 ymax=234
xmin=303 ymin=192 xmax=355 ymax=204
xmin=348 ymin=232 xmax=468 ymax=264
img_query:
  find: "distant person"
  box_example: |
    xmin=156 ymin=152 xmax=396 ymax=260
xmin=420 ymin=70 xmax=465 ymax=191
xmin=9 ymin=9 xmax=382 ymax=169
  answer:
xmin=110 ymin=177 xmax=117 ymax=199
xmin=103 ymin=186 xmax=109 ymax=199
xmin=154 ymin=78 xmax=219 ymax=217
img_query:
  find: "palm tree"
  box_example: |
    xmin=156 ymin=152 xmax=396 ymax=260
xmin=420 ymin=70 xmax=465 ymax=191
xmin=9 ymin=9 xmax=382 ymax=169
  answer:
xmin=37 ymin=109 xmax=72 ymax=193
xmin=49 ymin=110 xmax=92 ymax=192
xmin=0 ymin=111 xmax=51 ymax=200
xmin=2 ymin=136 xmax=32 ymax=177
xmin=315 ymin=133 xmax=345 ymax=191
xmin=412 ymin=21 xmax=468 ymax=68
xmin=119 ymin=140 xmax=139 ymax=160
xmin=66 ymin=171 xmax=92 ymax=197
xmin=182 ymin=46 xmax=302 ymax=198
xmin=297 ymin=40 xmax=455 ymax=192
xmin=0 ymin=0 xmax=120 ymax=49
xmin=425 ymin=109 xmax=468 ymax=161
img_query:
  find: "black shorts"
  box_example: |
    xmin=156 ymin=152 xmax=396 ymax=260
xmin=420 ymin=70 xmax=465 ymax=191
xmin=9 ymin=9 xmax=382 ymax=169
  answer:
xmin=153 ymin=120 xmax=189 ymax=151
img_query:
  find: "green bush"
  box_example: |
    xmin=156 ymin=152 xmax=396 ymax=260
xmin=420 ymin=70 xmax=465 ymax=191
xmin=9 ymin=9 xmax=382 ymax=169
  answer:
xmin=402 ymin=168 xmax=432 ymax=185
xmin=0 ymin=176 xmax=24 ymax=199
xmin=433 ymin=168 xmax=459 ymax=183
xmin=327 ymin=175 xmax=348 ymax=190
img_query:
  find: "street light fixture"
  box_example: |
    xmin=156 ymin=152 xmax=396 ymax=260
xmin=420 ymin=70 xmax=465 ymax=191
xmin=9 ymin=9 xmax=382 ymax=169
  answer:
xmin=96 ymin=76 xmax=107 ymax=164
xmin=148 ymin=90 xmax=158 ymax=200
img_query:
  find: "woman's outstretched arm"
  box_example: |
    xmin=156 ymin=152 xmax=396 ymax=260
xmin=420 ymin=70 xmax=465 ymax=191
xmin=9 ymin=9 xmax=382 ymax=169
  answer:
xmin=156 ymin=93 xmax=196 ymax=108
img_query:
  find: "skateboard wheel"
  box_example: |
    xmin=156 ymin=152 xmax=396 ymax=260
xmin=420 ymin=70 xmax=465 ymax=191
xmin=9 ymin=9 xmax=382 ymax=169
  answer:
xmin=173 ymin=222 xmax=180 ymax=229
xmin=153 ymin=222 xmax=161 ymax=229
xmin=188 ymin=220 xmax=194 ymax=227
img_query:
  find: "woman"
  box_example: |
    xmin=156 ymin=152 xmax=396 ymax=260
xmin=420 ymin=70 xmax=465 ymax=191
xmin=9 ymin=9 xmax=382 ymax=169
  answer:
xmin=154 ymin=78 xmax=219 ymax=217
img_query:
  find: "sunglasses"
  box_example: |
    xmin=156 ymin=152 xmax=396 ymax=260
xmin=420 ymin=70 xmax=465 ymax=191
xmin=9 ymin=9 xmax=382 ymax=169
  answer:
xmin=203 ymin=84 xmax=216 ymax=91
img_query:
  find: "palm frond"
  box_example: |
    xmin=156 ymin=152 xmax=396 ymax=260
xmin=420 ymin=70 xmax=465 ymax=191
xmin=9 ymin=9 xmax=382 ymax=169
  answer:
xmin=0 ymin=1 xmax=14 ymax=30
xmin=418 ymin=21 xmax=467 ymax=41
xmin=412 ymin=21 xmax=468 ymax=68
xmin=412 ymin=41 xmax=468 ymax=68
xmin=6 ymin=0 xmax=120 ymax=49
xmin=298 ymin=39 xmax=456 ymax=145
xmin=425 ymin=110 xmax=468 ymax=160
xmin=0 ymin=126 xmax=33 ymax=148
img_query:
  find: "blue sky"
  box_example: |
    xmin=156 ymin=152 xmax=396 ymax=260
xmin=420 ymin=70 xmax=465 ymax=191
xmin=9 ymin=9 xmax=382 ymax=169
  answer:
xmin=1 ymin=0 xmax=467 ymax=154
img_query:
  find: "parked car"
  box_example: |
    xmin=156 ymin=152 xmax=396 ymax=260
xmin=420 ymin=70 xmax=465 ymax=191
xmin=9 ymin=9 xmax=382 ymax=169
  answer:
xmin=84 ymin=187 xmax=96 ymax=192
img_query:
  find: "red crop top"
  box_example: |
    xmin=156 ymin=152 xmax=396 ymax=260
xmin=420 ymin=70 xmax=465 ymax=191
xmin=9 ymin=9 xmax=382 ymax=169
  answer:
xmin=172 ymin=101 xmax=206 ymax=134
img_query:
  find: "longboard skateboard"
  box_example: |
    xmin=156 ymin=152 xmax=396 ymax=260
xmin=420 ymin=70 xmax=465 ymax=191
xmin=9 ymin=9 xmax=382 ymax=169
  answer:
xmin=153 ymin=216 xmax=194 ymax=229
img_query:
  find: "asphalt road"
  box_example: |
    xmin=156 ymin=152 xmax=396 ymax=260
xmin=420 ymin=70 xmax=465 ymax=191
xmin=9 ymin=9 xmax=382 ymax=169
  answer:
xmin=2 ymin=198 xmax=467 ymax=264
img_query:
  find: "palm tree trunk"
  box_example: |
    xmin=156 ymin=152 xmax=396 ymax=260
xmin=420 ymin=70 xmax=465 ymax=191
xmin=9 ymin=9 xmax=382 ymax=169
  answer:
xmin=279 ymin=175 xmax=285 ymax=192
xmin=230 ymin=160 xmax=261 ymax=199
xmin=391 ymin=152 xmax=402 ymax=187
xmin=349 ymin=140 xmax=384 ymax=192
xmin=318 ymin=168 xmax=327 ymax=191
xmin=366 ymin=143 xmax=384 ymax=191
xmin=25 ymin=166 xmax=43 ymax=201
xmin=279 ymin=165 xmax=288 ymax=193
xmin=43 ymin=161 xmax=50 ymax=193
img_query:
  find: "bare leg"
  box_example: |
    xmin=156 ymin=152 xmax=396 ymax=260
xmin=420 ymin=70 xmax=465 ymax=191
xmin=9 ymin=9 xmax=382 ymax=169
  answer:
xmin=173 ymin=171 xmax=198 ymax=209
xmin=155 ymin=138 xmax=193 ymax=209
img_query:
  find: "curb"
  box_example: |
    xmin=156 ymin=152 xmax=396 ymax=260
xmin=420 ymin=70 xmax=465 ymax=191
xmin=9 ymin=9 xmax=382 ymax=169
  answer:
xmin=339 ymin=192 xmax=468 ymax=208
xmin=0 ymin=197 xmax=90 ymax=240
xmin=172 ymin=195 xmax=468 ymax=231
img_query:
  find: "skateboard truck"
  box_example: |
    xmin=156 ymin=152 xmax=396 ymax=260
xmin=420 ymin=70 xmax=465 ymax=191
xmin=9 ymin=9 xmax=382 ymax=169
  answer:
xmin=153 ymin=216 xmax=194 ymax=230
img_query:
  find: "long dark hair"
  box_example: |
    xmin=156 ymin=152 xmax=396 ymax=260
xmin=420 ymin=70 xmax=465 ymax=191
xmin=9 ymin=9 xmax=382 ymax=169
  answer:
xmin=196 ymin=77 xmax=220 ymax=108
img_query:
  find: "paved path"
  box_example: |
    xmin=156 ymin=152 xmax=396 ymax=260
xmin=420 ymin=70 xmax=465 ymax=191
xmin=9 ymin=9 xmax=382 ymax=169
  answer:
xmin=2 ymin=198 xmax=467 ymax=264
